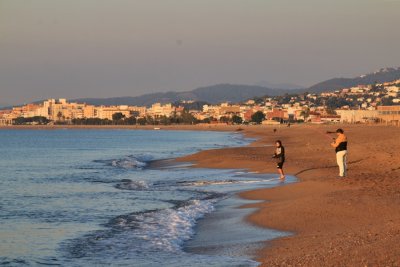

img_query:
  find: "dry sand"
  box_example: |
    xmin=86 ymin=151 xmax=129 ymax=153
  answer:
xmin=177 ymin=124 xmax=400 ymax=266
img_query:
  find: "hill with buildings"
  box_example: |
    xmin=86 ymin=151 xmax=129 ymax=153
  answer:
xmin=254 ymin=81 xmax=304 ymax=90
xmin=306 ymin=67 xmax=400 ymax=93
xmin=1 ymin=76 xmax=399 ymax=126
xmin=72 ymin=67 xmax=400 ymax=106
xmin=72 ymin=84 xmax=299 ymax=106
xmin=2 ymin=67 xmax=399 ymax=110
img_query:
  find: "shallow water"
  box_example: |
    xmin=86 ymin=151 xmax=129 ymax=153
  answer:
xmin=0 ymin=129 xmax=293 ymax=266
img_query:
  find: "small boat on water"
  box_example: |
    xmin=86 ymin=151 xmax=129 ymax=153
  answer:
xmin=153 ymin=127 xmax=161 ymax=130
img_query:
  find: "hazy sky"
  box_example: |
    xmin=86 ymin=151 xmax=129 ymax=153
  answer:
xmin=1 ymin=0 xmax=400 ymax=106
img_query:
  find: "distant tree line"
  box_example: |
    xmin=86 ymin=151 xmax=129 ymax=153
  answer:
xmin=173 ymin=101 xmax=209 ymax=111
xmin=70 ymin=118 xmax=113 ymax=125
xmin=250 ymin=111 xmax=265 ymax=124
xmin=70 ymin=111 xmax=199 ymax=125
xmin=13 ymin=116 xmax=50 ymax=125
xmin=12 ymin=111 xmax=278 ymax=126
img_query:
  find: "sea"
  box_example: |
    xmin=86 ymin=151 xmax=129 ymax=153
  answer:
xmin=0 ymin=129 xmax=294 ymax=267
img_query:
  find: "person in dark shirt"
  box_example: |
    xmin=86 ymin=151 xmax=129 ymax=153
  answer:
xmin=331 ymin=128 xmax=348 ymax=177
xmin=273 ymin=140 xmax=285 ymax=180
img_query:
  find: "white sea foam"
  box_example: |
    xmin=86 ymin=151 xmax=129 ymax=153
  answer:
xmin=180 ymin=179 xmax=277 ymax=187
xmin=94 ymin=155 xmax=150 ymax=169
xmin=111 ymin=155 xmax=148 ymax=169
xmin=111 ymin=159 xmax=146 ymax=169
xmin=116 ymin=199 xmax=217 ymax=252
xmin=115 ymin=180 xmax=149 ymax=190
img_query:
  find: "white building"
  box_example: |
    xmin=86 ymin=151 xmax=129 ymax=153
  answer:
xmin=336 ymin=109 xmax=379 ymax=123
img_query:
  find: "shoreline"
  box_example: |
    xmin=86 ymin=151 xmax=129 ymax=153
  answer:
xmin=0 ymin=124 xmax=243 ymax=131
xmin=3 ymin=124 xmax=400 ymax=265
xmin=184 ymin=194 xmax=291 ymax=267
xmin=176 ymin=124 xmax=400 ymax=266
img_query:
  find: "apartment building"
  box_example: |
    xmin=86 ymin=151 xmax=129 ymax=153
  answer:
xmin=0 ymin=118 xmax=13 ymax=125
xmin=148 ymin=103 xmax=175 ymax=117
xmin=336 ymin=109 xmax=379 ymax=123
xmin=377 ymin=106 xmax=400 ymax=124
xmin=266 ymin=109 xmax=288 ymax=120
xmin=95 ymin=106 xmax=131 ymax=120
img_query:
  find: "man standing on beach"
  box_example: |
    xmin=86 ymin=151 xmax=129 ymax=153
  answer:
xmin=331 ymin=128 xmax=348 ymax=178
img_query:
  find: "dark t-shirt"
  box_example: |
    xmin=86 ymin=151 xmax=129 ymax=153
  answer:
xmin=335 ymin=141 xmax=347 ymax=153
xmin=275 ymin=146 xmax=285 ymax=163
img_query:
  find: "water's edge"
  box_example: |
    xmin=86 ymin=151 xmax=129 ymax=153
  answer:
xmin=149 ymin=130 xmax=296 ymax=266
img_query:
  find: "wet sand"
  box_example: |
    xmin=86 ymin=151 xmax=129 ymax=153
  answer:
xmin=177 ymin=124 xmax=400 ymax=266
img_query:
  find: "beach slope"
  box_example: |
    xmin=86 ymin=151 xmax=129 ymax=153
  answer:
xmin=178 ymin=125 xmax=400 ymax=266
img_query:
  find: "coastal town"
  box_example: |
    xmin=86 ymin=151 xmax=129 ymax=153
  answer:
xmin=1 ymin=79 xmax=400 ymax=126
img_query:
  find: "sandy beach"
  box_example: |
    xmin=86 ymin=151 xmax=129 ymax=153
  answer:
xmin=3 ymin=123 xmax=400 ymax=265
xmin=177 ymin=124 xmax=400 ymax=266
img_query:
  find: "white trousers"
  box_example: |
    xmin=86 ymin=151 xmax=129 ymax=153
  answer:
xmin=336 ymin=150 xmax=347 ymax=177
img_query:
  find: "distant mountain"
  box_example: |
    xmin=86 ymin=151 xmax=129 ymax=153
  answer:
xmin=307 ymin=67 xmax=400 ymax=93
xmin=0 ymin=102 xmax=13 ymax=109
xmin=72 ymin=84 xmax=297 ymax=106
xmin=4 ymin=67 xmax=400 ymax=109
xmin=255 ymin=80 xmax=304 ymax=90
xmin=74 ymin=68 xmax=400 ymax=106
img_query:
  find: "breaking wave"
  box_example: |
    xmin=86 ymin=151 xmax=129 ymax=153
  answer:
xmin=64 ymin=197 xmax=220 ymax=260
xmin=177 ymin=178 xmax=278 ymax=187
xmin=94 ymin=155 xmax=152 ymax=169
xmin=114 ymin=179 xmax=150 ymax=190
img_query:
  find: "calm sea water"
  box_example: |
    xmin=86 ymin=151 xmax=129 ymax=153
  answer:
xmin=0 ymin=129 xmax=293 ymax=267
